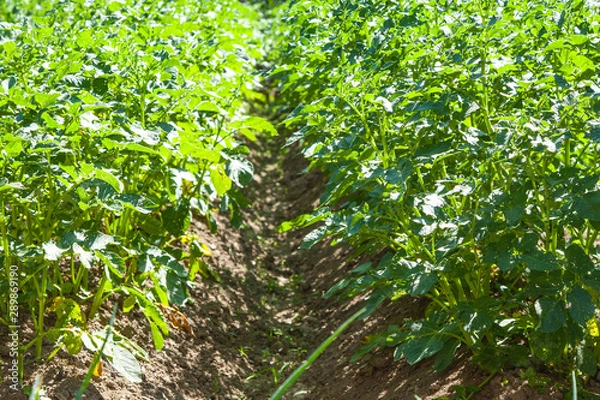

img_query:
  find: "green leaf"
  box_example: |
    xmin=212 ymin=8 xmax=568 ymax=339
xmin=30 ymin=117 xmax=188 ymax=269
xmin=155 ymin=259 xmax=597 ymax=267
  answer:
xmin=195 ymin=101 xmax=220 ymax=113
xmin=138 ymin=214 xmax=163 ymax=236
xmin=81 ymin=332 xmax=100 ymax=353
xmin=434 ymin=339 xmax=459 ymax=372
xmin=149 ymin=322 xmax=164 ymax=351
xmin=323 ymin=278 xmax=350 ymax=299
xmin=520 ymin=251 xmax=558 ymax=271
xmin=94 ymin=169 xmax=124 ymax=193
xmin=110 ymin=345 xmax=142 ymax=383
xmin=285 ymin=126 xmax=309 ymax=147
xmin=567 ymin=287 xmax=595 ymax=325
xmin=53 ymin=297 xmax=85 ymax=326
xmin=505 ymin=345 xmax=531 ymax=368
xmin=503 ymin=206 xmax=523 ymax=226
xmin=576 ymin=345 xmax=597 ymax=376
xmin=0 ymin=181 xmax=25 ymax=192
xmin=180 ymin=146 xmax=220 ymax=162
xmin=116 ymin=194 xmax=156 ymax=214
xmin=300 ymin=226 xmax=327 ymax=249
xmin=210 ymin=165 xmax=232 ymax=196
xmin=3 ymin=41 xmax=16 ymax=57
xmin=34 ymin=92 xmax=60 ymax=107
xmin=472 ymin=343 xmax=504 ymax=373
xmin=278 ymin=209 xmax=330 ymax=233
xmin=530 ymin=330 xmax=567 ymax=363
xmin=137 ymin=254 xmax=153 ymax=273
xmin=62 ymin=331 xmax=83 ymax=355
xmin=76 ymin=30 xmax=94 ymax=48
xmin=572 ymin=54 xmax=594 ymax=72
xmin=235 ymin=116 xmax=278 ymax=137
xmin=400 ymin=335 xmax=444 ymax=364
xmin=150 ymin=247 xmax=188 ymax=278
xmin=122 ymin=295 xmax=136 ymax=313
xmin=459 ymin=303 xmax=494 ymax=334
xmin=420 ymin=194 xmax=444 ymax=217
xmin=129 ymin=125 xmax=159 ymax=145
xmin=73 ymin=243 xmax=94 ymax=269
xmin=351 ymin=262 xmax=373 ymax=275
xmin=2 ymin=134 xmax=23 ymax=157
xmin=42 ymin=241 xmax=66 ymax=261
xmin=569 ymin=34 xmax=588 ymax=45
xmin=535 ymin=298 xmax=566 ymax=333
xmin=85 ymin=232 xmax=114 ymax=251
xmin=226 ymin=157 xmax=254 ymax=187
xmin=143 ymin=303 xmax=168 ymax=335
xmin=406 ymin=270 xmax=438 ymax=296
xmin=497 ymin=251 xmax=518 ymax=272
xmin=81 ymin=178 xmax=117 ymax=202
xmin=162 ymin=200 xmax=191 ymax=237
xmin=97 ymin=251 xmax=125 ymax=277
xmin=386 ymin=159 xmax=412 ymax=185
xmin=360 ymin=289 xmax=391 ymax=320
xmin=166 ymin=271 xmax=187 ymax=306
xmin=123 ymin=142 xmax=162 ymax=156
xmin=566 ymin=244 xmax=595 ymax=275
xmin=573 ymin=191 xmax=600 ymax=221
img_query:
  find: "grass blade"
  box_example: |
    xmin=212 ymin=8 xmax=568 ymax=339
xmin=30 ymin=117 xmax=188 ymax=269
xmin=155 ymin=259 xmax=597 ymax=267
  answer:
xmin=270 ymin=306 xmax=367 ymax=400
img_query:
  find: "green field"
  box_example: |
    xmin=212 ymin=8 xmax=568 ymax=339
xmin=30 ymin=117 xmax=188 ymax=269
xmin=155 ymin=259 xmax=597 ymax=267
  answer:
xmin=1 ymin=0 xmax=600 ymax=398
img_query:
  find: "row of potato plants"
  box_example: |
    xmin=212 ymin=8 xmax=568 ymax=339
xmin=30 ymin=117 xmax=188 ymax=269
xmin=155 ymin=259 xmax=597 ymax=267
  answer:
xmin=0 ymin=0 xmax=273 ymax=384
xmin=272 ymin=0 xmax=600 ymax=386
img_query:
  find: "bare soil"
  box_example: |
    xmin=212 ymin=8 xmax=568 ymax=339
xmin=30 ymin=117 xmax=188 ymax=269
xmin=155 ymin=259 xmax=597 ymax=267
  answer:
xmin=0 ymin=131 xmax=593 ymax=399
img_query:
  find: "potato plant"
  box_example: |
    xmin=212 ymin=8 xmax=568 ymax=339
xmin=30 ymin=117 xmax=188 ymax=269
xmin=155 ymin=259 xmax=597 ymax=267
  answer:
xmin=0 ymin=0 xmax=274 ymax=383
xmin=273 ymin=0 xmax=600 ymax=382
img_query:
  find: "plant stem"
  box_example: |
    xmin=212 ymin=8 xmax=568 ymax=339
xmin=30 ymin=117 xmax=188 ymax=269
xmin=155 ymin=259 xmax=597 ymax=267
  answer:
xmin=88 ymin=274 xmax=108 ymax=319
xmin=35 ymin=267 xmax=48 ymax=360
xmin=270 ymin=306 xmax=368 ymax=400
xmin=76 ymin=304 xmax=118 ymax=400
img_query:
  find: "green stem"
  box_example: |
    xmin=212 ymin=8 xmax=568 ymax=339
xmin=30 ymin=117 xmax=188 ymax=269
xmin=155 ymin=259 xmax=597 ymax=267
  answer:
xmin=438 ymin=277 xmax=458 ymax=307
xmin=139 ymin=72 xmax=147 ymax=128
xmin=586 ymin=228 xmax=598 ymax=253
xmin=454 ymin=278 xmax=467 ymax=302
xmin=593 ymin=143 xmax=599 ymax=175
xmin=76 ymin=304 xmax=118 ymax=400
xmin=118 ymin=208 xmax=134 ymax=246
xmin=35 ymin=267 xmax=48 ymax=360
xmin=564 ymin=137 xmax=571 ymax=168
xmin=340 ymin=94 xmax=387 ymax=167
xmin=477 ymin=1 xmax=493 ymax=136
xmin=88 ymin=274 xmax=109 ymax=319
xmin=270 ymin=306 xmax=369 ymax=400
xmin=572 ymin=369 xmax=577 ymax=400
xmin=467 ymin=372 xmax=496 ymax=399
xmin=73 ymin=263 xmax=87 ymax=294
xmin=541 ymin=157 xmax=553 ymax=252
xmin=525 ymin=154 xmax=548 ymax=233
xmin=425 ymin=292 xmax=451 ymax=312
xmin=29 ymin=375 xmax=43 ymax=400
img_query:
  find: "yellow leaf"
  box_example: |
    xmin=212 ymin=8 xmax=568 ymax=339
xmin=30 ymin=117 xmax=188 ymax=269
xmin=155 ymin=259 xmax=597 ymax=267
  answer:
xmin=587 ymin=318 xmax=599 ymax=337
xmin=200 ymin=243 xmax=213 ymax=257
xmin=50 ymin=296 xmax=63 ymax=311
xmin=93 ymin=358 xmax=103 ymax=377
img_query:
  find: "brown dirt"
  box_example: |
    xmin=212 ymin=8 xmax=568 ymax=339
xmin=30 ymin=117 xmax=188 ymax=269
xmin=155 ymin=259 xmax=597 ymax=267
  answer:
xmin=0 ymin=130 xmax=595 ymax=399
